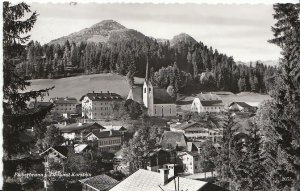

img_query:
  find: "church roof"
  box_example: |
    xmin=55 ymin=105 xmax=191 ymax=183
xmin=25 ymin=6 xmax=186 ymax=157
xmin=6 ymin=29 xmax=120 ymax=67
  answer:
xmin=153 ymin=87 xmax=176 ymax=104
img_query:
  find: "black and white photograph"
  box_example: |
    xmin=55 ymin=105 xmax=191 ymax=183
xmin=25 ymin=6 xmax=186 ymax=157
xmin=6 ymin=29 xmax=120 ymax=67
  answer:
xmin=2 ymin=0 xmax=300 ymax=190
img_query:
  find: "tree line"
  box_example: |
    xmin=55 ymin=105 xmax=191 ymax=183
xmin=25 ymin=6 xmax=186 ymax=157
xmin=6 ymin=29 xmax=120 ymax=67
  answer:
xmin=17 ymin=29 xmax=275 ymax=94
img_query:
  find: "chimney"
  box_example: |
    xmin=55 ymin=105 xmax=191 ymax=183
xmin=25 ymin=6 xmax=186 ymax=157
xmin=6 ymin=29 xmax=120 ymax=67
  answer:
xmin=101 ymin=91 xmax=102 ymax=94
xmin=107 ymin=91 xmax=109 ymax=94
xmin=159 ymin=169 xmax=169 ymax=185
xmin=93 ymin=91 xmax=95 ymax=94
xmin=163 ymin=164 xmax=178 ymax=178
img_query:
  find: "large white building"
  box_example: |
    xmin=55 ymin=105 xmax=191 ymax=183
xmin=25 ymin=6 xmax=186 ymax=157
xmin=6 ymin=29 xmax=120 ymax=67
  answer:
xmin=81 ymin=91 xmax=123 ymax=119
xmin=191 ymin=93 xmax=224 ymax=113
xmin=127 ymin=58 xmax=177 ymax=117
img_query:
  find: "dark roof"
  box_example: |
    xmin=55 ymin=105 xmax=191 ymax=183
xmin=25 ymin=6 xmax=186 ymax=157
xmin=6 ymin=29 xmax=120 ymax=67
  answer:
xmin=160 ymin=131 xmax=188 ymax=149
xmin=186 ymin=142 xmax=199 ymax=152
xmin=200 ymin=100 xmax=224 ymax=106
xmin=40 ymin=146 xmax=70 ymax=158
xmin=87 ymin=130 xmax=123 ymax=139
xmin=52 ymin=146 xmax=70 ymax=157
xmin=153 ymin=87 xmax=176 ymax=104
xmin=18 ymin=130 xmax=35 ymax=143
xmin=79 ymin=174 xmax=119 ymax=191
xmin=28 ymin=101 xmax=53 ymax=109
xmin=229 ymin=102 xmax=253 ymax=108
xmin=57 ymin=122 xmax=105 ymax=133
xmin=80 ymin=92 xmax=123 ymax=101
xmin=50 ymin=97 xmax=78 ymax=104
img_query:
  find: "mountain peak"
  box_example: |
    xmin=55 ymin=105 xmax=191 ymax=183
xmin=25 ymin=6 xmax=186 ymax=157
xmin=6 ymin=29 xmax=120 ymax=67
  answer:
xmin=91 ymin=20 xmax=126 ymax=30
xmin=171 ymin=33 xmax=197 ymax=46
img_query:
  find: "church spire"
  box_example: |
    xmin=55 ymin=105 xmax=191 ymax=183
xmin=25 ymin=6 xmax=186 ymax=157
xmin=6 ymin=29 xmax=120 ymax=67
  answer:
xmin=145 ymin=54 xmax=149 ymax=83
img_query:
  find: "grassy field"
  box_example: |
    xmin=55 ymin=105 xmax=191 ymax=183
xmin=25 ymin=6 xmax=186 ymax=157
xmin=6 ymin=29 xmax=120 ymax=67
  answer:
xmin=27 ymin=73 xmax=144 ymax=101
xmin=27 ymin=73 xmax=272 ymax=111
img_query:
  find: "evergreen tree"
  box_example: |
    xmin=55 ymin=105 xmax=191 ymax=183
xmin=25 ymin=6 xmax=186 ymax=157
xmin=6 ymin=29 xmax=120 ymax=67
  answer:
xmin=268 ymin=3 xmax=300 ymax=189
xmin=3 ymin=2 xmax=54 ymax=158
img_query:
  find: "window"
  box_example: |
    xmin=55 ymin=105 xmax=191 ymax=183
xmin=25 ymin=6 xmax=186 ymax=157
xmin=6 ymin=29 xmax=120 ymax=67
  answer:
xmin=149 ymin=88 xmax=151 ymax=92
xmin=144 ymin=88 xmax=146 ymax=93
xmin=170 ymin=107 xmax=171 ymax=114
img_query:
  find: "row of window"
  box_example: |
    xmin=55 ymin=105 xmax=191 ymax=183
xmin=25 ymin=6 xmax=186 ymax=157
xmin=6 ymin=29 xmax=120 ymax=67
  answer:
xmin=94 ymin=107 xmax=110 ymax=111
xmin=154 ymin=107 xmax=173 ymax=114
xmin=93 ymin=112 xmax=111 ymax=116
xmin=56 ymin=104 xmax=76 ymax=107
xmin=98 ymin=139 xmax=121 ymax=146
xmin=202 ymin=106 xmax=223 ymax=110
xmin=99 ymin=145 xmax=121 ymax=152
xmin=55 ymin=108 xmax=75 ymax=111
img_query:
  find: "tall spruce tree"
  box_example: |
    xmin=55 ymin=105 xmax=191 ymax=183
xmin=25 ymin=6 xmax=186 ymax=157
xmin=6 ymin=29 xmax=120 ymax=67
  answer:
xmin=3 ymin=2 xmax=53 ymax=158
xmin=267 ymin=3 xmax=300 ymax=189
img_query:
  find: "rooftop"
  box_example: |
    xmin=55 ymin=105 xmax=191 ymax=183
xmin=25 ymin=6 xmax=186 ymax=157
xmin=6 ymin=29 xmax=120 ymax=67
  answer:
xmin=229 ymin=102 xmax=253 ymax=108
xmin=80 ymin=92 xmax=123 ymax=101
xmin=57 ymin=122 xmax=105 ymax=133
xmin=160 ymin=131 xmax=188 ymax=149
xmin=110 ymin=169 xmax=226 ymax=191
xmin=50 ymin=97 xmax=78 ymax=104
xmin=87 ymin=130 xmax=123 ymax=139
xmin=79 ymin=174 xmax=119 ymax=191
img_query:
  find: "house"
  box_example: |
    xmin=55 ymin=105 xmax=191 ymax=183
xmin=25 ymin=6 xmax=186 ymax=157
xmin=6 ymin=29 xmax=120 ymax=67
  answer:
xmin=170 ymin=121 xmax=210 ymax=141
xmin=127 ymin=58 xmax=177 ymax=117
xmin=79 ymin=174 xmax=119 ymax=191
xmin=110 ymin=168 xmax=227 ymax=191
xmin=86 ymin=130 xmax=123 ymax=152
xmin=103 ymin=125 xmax=127 ymax=133
xmin=39 ymin=146 xmax=71 ymax=170
xmin=28 ymin=101 xmax=53 ymax=109
xmin=145 ymin=148 xmax=176 ymax=172
xmin=177 ymin=151 xmax=201 ymax=174
xmin=50 ymin=97 xmax=78 ymax=114
xmin=160 ymin=131 xmax=188 ymax=150
xmin=80 ymin=91 xmax=123 ymax=119
xmin=228 ymin=102 xmax=257 ymax=112
xmin=56 ymin=122 xmax=105 ymax=141
xmin=191 ymin=93 xmax=224 ymax=113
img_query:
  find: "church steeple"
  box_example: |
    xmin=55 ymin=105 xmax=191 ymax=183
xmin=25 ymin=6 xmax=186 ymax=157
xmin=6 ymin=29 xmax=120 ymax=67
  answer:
xmin=145 ymin=55 xmax=149 ymax=83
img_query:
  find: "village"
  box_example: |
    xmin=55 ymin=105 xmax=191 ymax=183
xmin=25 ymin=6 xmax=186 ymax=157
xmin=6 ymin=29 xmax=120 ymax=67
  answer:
xmin=22 ymin=61 xmax=259 ymax=191
xmin=4 ymin=1 xmax=299 ymax=191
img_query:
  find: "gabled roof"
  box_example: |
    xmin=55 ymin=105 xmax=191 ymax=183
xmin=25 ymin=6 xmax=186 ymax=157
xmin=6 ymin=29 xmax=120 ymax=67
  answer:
xmin=229 ymin=102 xmax=253 ymax=108
xmin=186 ymin=142 xmax=199 ymax=152
xmin=40 ymin=146 xmax=70 ymax=158
xmin=80 ymin=92 xmax=123 ymax=101
xmin=50 ymin=97 xmax=78 ymax=104
xmin=103 ymin=125 xmax=127 ymax=131
xmin=110 ymin=169 xmax=226 ymax=191
xmin=153 ymin=87 xmax=176 ymax=104
xmin=28 ymin=101 xmax=53 ymax=109
xmin=79 ymin=174 xmax=119 ymax=191
xmin=74 ymin=144 xmax=89 ymax=154
xmin=86 ymin=130 xmax=123 ymax=139
xmin=57 ymin=122 xmax=105 ymax=133
xmin=160 ymin=131 xmax=188 ymax=149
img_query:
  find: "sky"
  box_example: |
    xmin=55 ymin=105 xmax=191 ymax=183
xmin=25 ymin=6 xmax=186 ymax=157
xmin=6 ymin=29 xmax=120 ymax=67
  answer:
xmin=25 ymin=1 xmax=293 ymax=62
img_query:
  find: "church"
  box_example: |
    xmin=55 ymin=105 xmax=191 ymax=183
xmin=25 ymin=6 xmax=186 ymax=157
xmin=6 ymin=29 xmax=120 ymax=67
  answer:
xmin=127 ymin=59 xmax=177 ymax=117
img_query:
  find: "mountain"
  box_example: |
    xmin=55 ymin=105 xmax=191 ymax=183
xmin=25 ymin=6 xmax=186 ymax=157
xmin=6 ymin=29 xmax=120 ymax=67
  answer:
xmin=49 ymin=20 xmax=149 ymax=45
xmin=170 ymin=33 xmax=197 ymax=46
xmin=236 ymin=60 xmax=279 ymax=67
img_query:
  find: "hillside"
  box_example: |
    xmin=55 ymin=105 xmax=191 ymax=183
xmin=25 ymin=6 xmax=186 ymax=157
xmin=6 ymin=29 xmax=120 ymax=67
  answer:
xmin=49 ymin=20 xmax=149 ymax=45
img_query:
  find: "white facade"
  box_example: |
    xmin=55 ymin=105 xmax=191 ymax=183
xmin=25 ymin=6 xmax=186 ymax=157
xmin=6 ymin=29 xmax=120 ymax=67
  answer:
xmin=179 ymin=152 xmax=200 ymax=174
xmin=191 ymin=93 xmax=224 ymax=113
